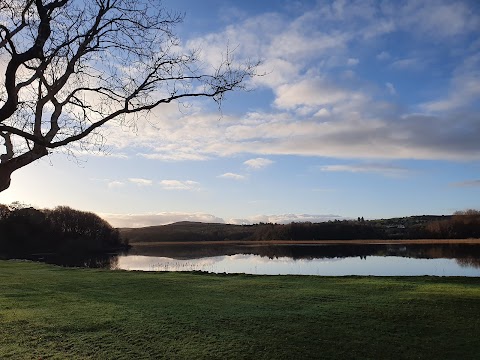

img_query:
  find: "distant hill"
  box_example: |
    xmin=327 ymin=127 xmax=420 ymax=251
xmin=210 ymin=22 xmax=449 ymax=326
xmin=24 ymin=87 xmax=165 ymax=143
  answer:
xmin=120 ymin=221 xmax=257 ymax=243
xmin=119 ymin=214 xmax=478 ymax=243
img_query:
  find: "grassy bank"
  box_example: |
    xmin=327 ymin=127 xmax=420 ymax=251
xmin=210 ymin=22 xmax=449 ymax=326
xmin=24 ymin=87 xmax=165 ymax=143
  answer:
xmin=1 ymin=261 xmax=479 ymax=359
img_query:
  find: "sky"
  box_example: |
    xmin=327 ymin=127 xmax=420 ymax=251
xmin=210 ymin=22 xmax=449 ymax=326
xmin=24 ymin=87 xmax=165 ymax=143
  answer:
xmin=1 ymin=0 xmax=480 ymax=227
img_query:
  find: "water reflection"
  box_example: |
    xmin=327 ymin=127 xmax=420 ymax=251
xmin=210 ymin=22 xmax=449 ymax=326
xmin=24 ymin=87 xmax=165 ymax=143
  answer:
xmin=128 ymin=243 xmax=480 ymax=263
xmin=23 ymin=252 xmax=120 ymax=269
xmin=117 ymin=243 xmax=480 ymax=276
xmin=116 ymin=254 xmax=480 ymax=276
xmin=6 ymin=243 xmax=480 ymax=276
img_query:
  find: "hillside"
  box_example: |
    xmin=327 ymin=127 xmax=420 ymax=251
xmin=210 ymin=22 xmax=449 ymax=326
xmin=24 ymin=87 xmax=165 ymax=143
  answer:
xmin=120 ymin=221 xmax=257 ymax=243
xmin=119 ymin=215 xmax=474 ymax=243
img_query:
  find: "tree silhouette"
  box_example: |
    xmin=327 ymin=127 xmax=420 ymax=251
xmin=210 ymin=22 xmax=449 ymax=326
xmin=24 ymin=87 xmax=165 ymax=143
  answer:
xmin=0 ymin=203 xmax=126 ymax=254
xmin=0 ymin=0 xmax=257 ymax=191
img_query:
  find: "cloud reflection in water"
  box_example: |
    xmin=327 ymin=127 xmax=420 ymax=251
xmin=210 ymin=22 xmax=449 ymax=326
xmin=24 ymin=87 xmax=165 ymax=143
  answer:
xmin=116 ymin=253 xmax=480 ymax=277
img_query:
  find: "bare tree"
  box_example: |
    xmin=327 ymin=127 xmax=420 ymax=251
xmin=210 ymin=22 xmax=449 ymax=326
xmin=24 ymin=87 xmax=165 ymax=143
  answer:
xmin=0 ymin=0 xmax=257 ymax=192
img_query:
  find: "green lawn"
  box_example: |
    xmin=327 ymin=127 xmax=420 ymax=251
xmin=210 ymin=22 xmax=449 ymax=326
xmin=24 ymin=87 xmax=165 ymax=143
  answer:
xmin=1 ymin=260 xmax=479 ymax=359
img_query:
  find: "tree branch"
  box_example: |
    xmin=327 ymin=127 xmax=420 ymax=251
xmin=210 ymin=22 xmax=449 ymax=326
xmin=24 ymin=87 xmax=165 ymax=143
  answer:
xmin=0 ymin=132 xmax=14 ymax=163
xmin=0 ymin=0 xmax=258 ymax=193
xmin=0 ymin=0 xmax=34 ymax=50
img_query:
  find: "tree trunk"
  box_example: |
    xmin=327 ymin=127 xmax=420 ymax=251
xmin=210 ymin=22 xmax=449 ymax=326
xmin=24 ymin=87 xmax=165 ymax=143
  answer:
xmin=0 ymin=145 xmax=48 ymax=193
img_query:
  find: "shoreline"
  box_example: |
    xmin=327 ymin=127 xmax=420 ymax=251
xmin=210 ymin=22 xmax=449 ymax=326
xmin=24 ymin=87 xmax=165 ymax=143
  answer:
xmin=130 ymin=238 xmax=480 ymax=247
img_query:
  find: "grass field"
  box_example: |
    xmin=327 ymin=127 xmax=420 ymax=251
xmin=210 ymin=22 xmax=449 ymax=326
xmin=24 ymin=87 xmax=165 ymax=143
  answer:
xmin=1 ymin=260 xmax=480 ymax=359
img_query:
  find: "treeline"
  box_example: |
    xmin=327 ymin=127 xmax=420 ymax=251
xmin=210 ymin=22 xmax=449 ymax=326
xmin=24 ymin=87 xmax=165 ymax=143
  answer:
xmin=121 ymin=221 xmax=409 ymax=243
xmin=122 ymin=211 xmax=480 ymax=243
xmin=250 ymin=221 xmax=386 ymax=241
xmin=0 ymin=203 xmax=128 ymax=256
xmin=121 ymin=221 xmax=385 ymax=243
xmin=251 ymin=211 xmax=480 ymax=240
xmin=424 ymin=210 xmax=480 ymax=239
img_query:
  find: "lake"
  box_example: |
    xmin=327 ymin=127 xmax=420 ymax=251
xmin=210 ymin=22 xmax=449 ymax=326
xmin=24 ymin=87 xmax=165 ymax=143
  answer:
xmin=28 ymin=242 xmax=480 ymax=276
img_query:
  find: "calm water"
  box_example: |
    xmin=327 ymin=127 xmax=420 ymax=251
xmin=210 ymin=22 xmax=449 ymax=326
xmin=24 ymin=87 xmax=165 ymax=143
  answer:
xmin=114 ymin=243 xmax=480 ymax=276
xmin=116 ymin=254 xmax=480 ymax=276
xmin=23 ymin=243 xmax=480 ymax=276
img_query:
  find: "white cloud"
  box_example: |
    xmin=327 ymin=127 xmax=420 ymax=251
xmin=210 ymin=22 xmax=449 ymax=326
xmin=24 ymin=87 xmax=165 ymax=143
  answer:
xmin=244 ymin=158 xmax=274 ymax=169
xmin=320 ymin=163 xmax=409 ymax=177
xmin=422 ymin=52 xmax=480 ymax=112
xmin=274 ymin=77 xmax=352 ymax=109
xmin=267 ymin=30 xmax=349 ymax=64
xmin=107 ymin=180 xmax=125 ymax=189
xmin=254 ymin=58 xmax=301 ymax=88
xmin=104 ymin=103 xmax=480 ymax=162
xmin=139 ymin=152 xmax=209 ymax=161
xmin=128 ymin=178 xmax=153 ymax=186
xmin=159 ymin=180 xmax=200 ymax=191
xmin=218 ymin=173 xmax=246 ymax=180
xmin=76 ymin=1 xmax=480 ymax=164
xmin=228 ymin=213 xmax=344 ymax=225
xmin=385 ymin=82 xmax=396 ymax=95
xmin=347 ymin=58 xmax=359 ymax=66
xmin=391 ymin=58 xmax=422 ymax=70
xmin=377 ymin=51 xmax=390 ymax=61
xmin=361 ymin=20 xmax=396 ymax=39
xmin=319 ymin=0 xmax=378 ymax=22
xmin=310 ymin=1 xmax=478 ymax=42
xmin=314 ymin=108 xmax=331 ymax=117
xmin=102 ymin=212 xmax=225 ymax=228
xmin=398 ymin=0 xmax=480 ymax=39
xmin=102 ymin=211 xmax=344 ymax=227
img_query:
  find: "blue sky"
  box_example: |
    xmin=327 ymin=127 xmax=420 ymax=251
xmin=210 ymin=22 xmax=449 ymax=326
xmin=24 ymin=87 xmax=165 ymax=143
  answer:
xmin=1 ymin=0 xmax=480 ymax=227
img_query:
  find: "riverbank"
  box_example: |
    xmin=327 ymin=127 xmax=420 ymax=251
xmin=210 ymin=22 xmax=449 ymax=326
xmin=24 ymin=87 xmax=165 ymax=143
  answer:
xmin=1 ymin=260 xmax=479 ymax=359
xmin=130 ymin=238 xmax=480 ymax=247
